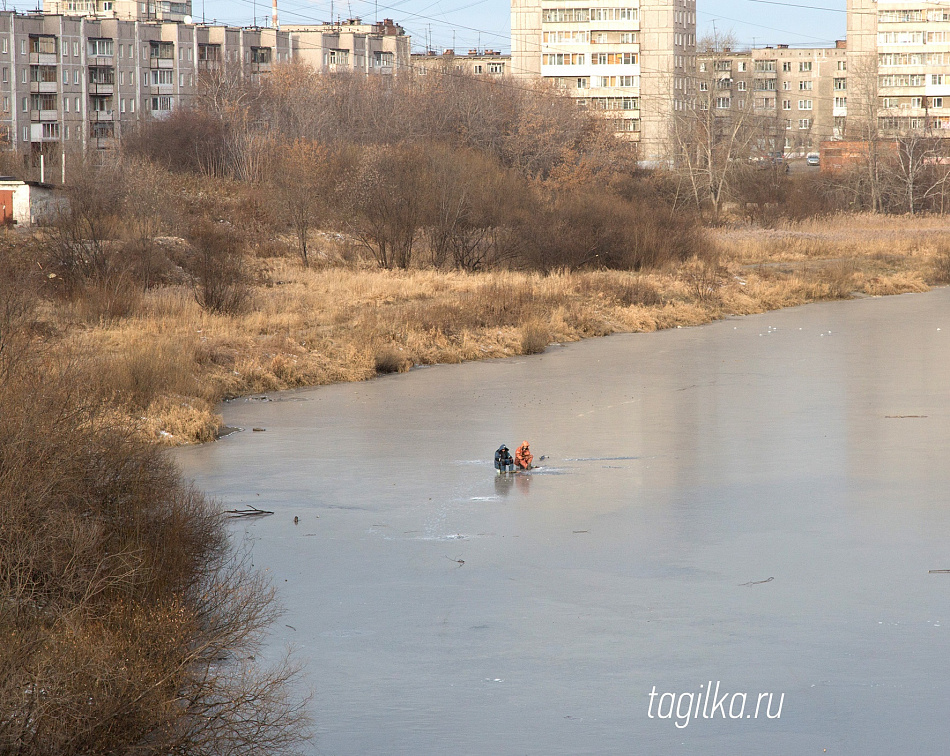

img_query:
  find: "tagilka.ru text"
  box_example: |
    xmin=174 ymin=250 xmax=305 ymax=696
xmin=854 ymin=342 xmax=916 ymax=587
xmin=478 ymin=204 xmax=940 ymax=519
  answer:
xmin=648 ymin=682 xmax=784 ymax=729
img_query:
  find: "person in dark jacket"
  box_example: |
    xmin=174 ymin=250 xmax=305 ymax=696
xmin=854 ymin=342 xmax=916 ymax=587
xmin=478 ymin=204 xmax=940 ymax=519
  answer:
xmin=494 ymin=444 xmax=515 ymax=473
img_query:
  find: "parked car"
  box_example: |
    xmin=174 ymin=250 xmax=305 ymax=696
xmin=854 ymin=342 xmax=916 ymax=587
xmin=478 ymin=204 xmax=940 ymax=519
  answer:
xmin=806 ymin=153 xmax=820 ymax=166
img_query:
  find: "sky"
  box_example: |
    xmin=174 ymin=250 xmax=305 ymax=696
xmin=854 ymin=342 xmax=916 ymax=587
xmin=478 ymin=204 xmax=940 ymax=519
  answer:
xmin=135 ymin=0 xmax=848 ymax=55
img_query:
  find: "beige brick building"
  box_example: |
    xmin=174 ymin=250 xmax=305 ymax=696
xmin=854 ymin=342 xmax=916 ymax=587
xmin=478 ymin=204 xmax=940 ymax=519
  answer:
xmin=511 ymin=0 xmax=696 ymax=161
xmin=698 ymin=42 xmax=848 ymax=154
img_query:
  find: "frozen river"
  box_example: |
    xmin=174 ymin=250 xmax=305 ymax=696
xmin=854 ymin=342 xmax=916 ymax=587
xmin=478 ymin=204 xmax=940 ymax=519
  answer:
xmin=175 ymin=289 xmax=950 ymax=755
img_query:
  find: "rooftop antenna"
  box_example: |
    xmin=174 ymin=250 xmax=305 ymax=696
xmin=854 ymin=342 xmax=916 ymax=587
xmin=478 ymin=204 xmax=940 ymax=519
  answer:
xmin=346 ymin=0 xmax=351 ymax=20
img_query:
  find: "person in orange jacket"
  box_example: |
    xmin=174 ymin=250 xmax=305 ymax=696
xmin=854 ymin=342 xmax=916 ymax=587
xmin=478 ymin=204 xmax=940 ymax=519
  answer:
xmin=514 ymin=440 xmax=533 ymax=470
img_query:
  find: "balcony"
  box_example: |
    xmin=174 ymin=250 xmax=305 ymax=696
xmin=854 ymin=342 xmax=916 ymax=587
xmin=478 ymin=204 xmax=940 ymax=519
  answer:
xmin=29 ymin=123 xmax=60 ymax=142
xmin=149 ymin=83 xmax=174 ymax=94
xmin=91 ymin=110 xmax=114 ymax=121
xmin=149 ymin=57 xmax=174 ymax=69
xmin=29 ymin=81 xmax=58 ymax=94
xmin=30 ymin=109 xmax=59 ymax=122
xmin=29 ymin=52 xmax=58 ymax=66
xmin=89 ymin=82 xmax=114 ymax=95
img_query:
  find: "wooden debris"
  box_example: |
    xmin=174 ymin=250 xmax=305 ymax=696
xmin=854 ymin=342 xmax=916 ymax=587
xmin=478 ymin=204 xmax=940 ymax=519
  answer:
xmin=225 ymin=506 xmax=274 ymax=518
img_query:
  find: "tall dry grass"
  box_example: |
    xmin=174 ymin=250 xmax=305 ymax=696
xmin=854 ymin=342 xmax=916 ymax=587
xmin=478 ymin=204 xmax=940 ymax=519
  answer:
xmin=21 ymin=214 xmax=950 ymax=445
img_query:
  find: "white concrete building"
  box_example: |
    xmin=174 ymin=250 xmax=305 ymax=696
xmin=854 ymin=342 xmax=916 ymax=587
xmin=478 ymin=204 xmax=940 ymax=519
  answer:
xmin=512 ymin=0 xmax=696 ymax=160
xmin=847 ymin=0 xmax=950 ymax=134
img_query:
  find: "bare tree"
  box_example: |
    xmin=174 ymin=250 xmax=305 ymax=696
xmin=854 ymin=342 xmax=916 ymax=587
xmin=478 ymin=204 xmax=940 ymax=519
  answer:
xmin=349 ymin=146 xmax=431 ymax=269
xmin=266 ymin=139 xmax=339 ymax=267
xmin=668 ymin=33 xmax=772 ymax=221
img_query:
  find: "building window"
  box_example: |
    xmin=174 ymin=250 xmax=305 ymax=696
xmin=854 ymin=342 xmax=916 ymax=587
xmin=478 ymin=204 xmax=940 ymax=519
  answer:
xmin=934 ymin=97 xmax=945 ymax=108
xmin=782 ymin=61 xmax=791 ymax=72
xmin=737 ymin=81 xmax=746 ymax=91
xmin=72 ymin=42 xmax=79 ymax=57
xmin=1 ymin=39 xmax=7 ymax=54
xmin=74 ymin=70 xmax=79 ymax=85
xmin=835 ymin=97 xmax=847 ymax=108
xmin=576 ymin=77 xmax=588 ymax=89
xmin=798 ymin=99 xmax=813 ymax=110
xmin=799 ymin=61 xmax=812 ymax=72
xmin=799 ymin=118 xmax=810 ymax=129
xmin=63 ymin=96 xmax=69 ymax=111
xmin=21 ymin=96 xmax=27 ymax=112
xmin=837 ymin=60 xmax=847 ymax=71
xmin=1 ymin=67 xmax=6 ymax=83
xmin=489 ymin=62 xmax=504 ymax=74
xmin=782 ymin=99 xmax=791 ymax=110
xmin=75 ymin=96 xmax=80 ymax=112
xmin=150 ymin=69 xmax=173 ymax=85
xmin=35 ymin=37 xmax=62 ymax=58
xmin=834 ymin=77 xmax=846 ymax=90
xmin=473 ymin=64 xmax=482 ymax=74
xmin=251 ymin=46 xmax=272 ymax=64
xmin=799 ymin=80 xmax=812 ymax=91
xmin=88 ymin=39 xmax=114 ymax=57
xmin=150 ymin=95 xmax=173 ymax=111
xmin=149 ymin=41 xmax=175 ymax=60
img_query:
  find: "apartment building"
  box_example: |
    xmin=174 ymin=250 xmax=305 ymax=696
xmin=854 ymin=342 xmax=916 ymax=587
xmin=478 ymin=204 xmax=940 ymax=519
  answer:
xmin=411 ymin=49 xmax=509 ymax=78
xmin=284 ymin=18 xmax=410 ymax=75
xmin=0 ymin=9 xmax=291 ymax=158
xmin=511 ymin=0 xmax=696 ymax=160
xmin=699 ymin=42 xmax=848 ymax=154
xmin=847 ymin=0 xmax=950 ymax=134
xmin=44 ymin=0 xmax=192 ymax=23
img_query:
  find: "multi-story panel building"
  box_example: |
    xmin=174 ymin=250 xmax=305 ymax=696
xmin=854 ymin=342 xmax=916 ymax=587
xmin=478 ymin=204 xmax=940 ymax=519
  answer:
xmin=411 ymin=49 xmax=509 ymax=78
xmin=511 ymin=0 xmax=696 ymax=161
xmin=847 ymin=0 xmax=950 ymax=134
xmin=696 ymin=43 xmax=847 ymax=154
xmin=0 ymin=9 xmax=291 ymax=158
xmin=285 ymin=18 xmax=410 ymax=75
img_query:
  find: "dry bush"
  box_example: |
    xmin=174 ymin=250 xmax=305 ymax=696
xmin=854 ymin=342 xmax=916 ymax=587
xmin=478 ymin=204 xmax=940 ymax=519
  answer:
xmin=374 ymin=348 xmax=410 ymax=374
xmin=931 ymin=240 xmax=950 ymax=284
xmin=0 ymin=345 xmax=310 ymax=755
xmin=520 ymin=321 xmax=551 ymax=354
xmin=102 ymin=336 xmax=198 ymax=410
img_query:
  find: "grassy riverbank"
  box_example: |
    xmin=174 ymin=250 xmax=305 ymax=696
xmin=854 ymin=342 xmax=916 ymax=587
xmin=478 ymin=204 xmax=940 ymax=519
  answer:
xmin=37 ymin=214 xmax=950 ymax=445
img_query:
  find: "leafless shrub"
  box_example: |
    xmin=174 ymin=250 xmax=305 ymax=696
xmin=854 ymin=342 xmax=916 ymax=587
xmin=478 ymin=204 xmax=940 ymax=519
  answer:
xmin=186 ymin=222 xmax=249 ymax=315
xmin=0 ymin=345 xmax=310 ymax=756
